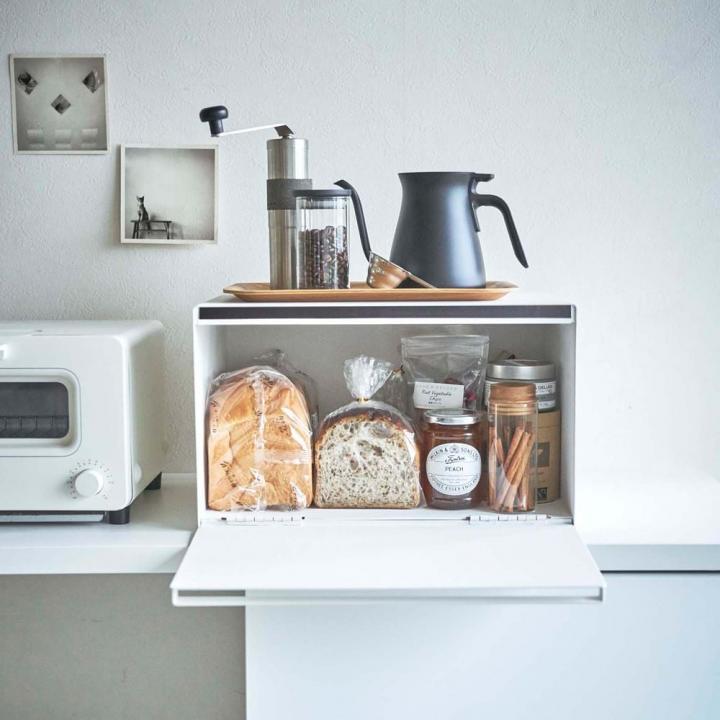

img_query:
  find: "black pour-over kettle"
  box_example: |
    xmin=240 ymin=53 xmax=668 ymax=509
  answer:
xmin=336 ymin=172 xmax=527 ymax=288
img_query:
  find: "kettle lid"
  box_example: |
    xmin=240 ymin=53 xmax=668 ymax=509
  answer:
xmin=396 ymin=171 xmax=495 ymax=181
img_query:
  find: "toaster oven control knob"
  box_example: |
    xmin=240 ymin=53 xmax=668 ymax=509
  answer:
xmin=73 ymin=469 xmax=105 ymax=497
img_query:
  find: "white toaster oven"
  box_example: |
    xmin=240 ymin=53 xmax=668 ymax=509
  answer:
xmin=0 ymin=321 xmax=165 ymax=523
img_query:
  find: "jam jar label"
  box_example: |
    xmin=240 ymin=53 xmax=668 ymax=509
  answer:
xmin=413 ymin=382 xmax=465 ymax=409
xmin=426 ymin=442 xmax=481 ymax=496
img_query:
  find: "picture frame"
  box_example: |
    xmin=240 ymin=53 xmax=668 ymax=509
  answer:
xmin=9 ymin=54 xmax=109 ymax=154
xmin=120 ymin=144 xmax=219 ymax=245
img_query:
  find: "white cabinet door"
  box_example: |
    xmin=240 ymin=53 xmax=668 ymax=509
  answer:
xmin=170 ymin=522 xmax=604 ymax=606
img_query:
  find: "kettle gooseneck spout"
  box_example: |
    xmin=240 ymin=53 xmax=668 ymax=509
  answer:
xmin=334 ymin=179 xmax=372 ymax=262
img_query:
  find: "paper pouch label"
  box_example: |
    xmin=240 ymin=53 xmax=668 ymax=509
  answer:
xmin=413 ymin=381 xmax=464 ymax=409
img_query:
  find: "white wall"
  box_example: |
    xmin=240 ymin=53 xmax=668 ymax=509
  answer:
xmin=1 ymin=0 xmax=718 ymax=480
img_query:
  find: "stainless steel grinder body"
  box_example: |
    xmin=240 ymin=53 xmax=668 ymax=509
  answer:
xmin=267 ymin=136 xmax=311 ymax=289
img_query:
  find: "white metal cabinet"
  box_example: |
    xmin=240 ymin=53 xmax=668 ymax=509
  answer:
xmin=245 ymin=573 xmax=720 ymax=720
xmin=171 ymin=296 xmax=605 ymax=605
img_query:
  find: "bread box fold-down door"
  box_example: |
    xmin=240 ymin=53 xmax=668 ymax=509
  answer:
xmin=171 ymin=522 xmax=605 ymax=606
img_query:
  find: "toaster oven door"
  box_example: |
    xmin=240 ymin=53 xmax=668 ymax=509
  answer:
xmin=0 ymin=370 xmax=80 ymax=456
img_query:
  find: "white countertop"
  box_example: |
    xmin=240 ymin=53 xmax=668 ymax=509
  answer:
xmin=1 ymin=472 xmax=718 ymax=575
xmin=0 ymin=474 xmax=196 ymax=574
xmin=577 ymin=471 xmax=720 ymax=571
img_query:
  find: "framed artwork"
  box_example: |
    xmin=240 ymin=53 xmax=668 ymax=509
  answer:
xmin=9 ymin=54 xmax=109 ymax=154
xmin=120 ymin=145 xmax=219 ymax=245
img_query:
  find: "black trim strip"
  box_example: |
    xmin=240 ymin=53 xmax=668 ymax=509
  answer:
xmin=199 ymin=304 xmax=572 ymax=321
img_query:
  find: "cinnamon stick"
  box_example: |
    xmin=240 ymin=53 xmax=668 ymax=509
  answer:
xmin=498 ymin=435 xmax=526 ymax=510
xmin=494 ymin=436 xmax=508 ymax=508
xmin=488 ymin=428 xmax=497 ymax=505
xmin=515 ymin=442 xmax=533 ymax=511
xmin=503 ymin=426 xmax=524 ymax=474
xmin=507 ymin=432 xmax=530 ymax=484
xmin=498 ymin=432 xmax=533 ymax=511
xmin=495 ymin=436 xmax=505 ymax=465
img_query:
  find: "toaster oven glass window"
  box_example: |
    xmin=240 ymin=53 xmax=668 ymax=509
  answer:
xmin=0 ymin=382 xmax=70 ymax=439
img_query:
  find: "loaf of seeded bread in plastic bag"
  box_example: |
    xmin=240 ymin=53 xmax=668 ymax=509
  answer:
xmin=314 ymin=356 xmax=420 ymax=509
xmin=315 ymin=403 xmax=420 ymax=508
xmin=206 ymin=366 xmax=313 ymax=510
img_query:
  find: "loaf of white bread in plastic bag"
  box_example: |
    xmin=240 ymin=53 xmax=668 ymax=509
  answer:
xmin=206 ymin=367 xmax=313 ymax=510
xmin=314 ymin=403 xmax=420 ymax=509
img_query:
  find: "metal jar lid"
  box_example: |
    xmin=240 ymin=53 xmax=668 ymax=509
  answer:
xmin=292 ymin=188 xmax=351 ymax=198
xmin=423 ymin=409 xmax=481 ymax=426
xmin=487 ymin=359 xmax=555 ymax=381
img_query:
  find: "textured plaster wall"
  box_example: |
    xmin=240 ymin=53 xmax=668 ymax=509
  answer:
xmin=1 ymin=0 xmax=718 ymax=481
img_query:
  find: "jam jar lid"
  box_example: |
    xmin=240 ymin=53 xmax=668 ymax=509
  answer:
xmin=423 ymin=409 xmax=481 ymax=426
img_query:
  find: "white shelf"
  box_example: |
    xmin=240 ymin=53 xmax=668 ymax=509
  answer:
xmin=206 ymin=498 xmax=572 ymax=525
xmin=2 ymin=472 xmax=719 ymax=576
xmin=0 ymin=474 xmax=196 ymax=575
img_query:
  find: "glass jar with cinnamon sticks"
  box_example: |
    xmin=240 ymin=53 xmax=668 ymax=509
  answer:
xmin=488 ymin=383 xmax=537 ymax=513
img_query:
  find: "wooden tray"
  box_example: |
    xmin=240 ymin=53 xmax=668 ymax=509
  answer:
xmin=223 ymin=281 xmax=516 ymax=303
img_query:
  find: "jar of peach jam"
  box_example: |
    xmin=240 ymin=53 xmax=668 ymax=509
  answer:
xmin=420 ymin=409 xmax=482 ymax=509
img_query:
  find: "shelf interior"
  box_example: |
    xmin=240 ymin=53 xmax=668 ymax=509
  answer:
xmin=194 ymin=320 xmax=576 ymax=520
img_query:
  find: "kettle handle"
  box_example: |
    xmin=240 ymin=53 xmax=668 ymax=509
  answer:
xmin=471 ymin=194 xmax=529 ymax=268
xmin=334 ymin=179 xmax=372 ymax=261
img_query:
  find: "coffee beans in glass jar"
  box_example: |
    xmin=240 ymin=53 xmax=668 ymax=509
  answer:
xmin=294 ymin=190 xmax=351 ymax=290
xmin=300 ymin=225 xmax=349 ymax=289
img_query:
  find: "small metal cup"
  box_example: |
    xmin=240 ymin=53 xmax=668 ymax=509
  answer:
xmin=366 ymin=252 xmax=434 ymax=289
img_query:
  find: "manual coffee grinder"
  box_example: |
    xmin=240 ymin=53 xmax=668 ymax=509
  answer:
xmin=200 ymin=106 xmax=312 ymax=288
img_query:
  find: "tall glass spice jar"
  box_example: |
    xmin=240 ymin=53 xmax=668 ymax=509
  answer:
xmin=421 ymin=409 xmax=482 ymax=509
xmin=488 ymin=383 xmax=537 ymax=513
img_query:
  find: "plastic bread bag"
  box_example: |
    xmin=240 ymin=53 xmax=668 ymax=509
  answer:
xmin=373 ymin=365 xmax=407 ymax=414
xmin=252 ymin=349 xmax=320 ymax=430
xmin=206 ymin=366 xmax=313 ymax=511
xmin=401 ymin=334 xmax=490 ymax=422
xmin=314 ymin=356 xmax=421 ymax=509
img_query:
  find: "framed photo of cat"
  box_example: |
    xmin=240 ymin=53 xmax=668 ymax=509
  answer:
xmin=10 ymin=54 xmax=109 ymax=154
xmin=120 ymin=144 xmax=219 ymax=245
